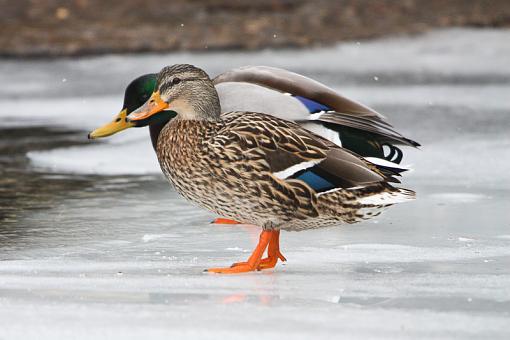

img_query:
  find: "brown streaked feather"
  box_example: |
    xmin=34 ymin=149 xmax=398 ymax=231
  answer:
xmin=217 ymin=112 xmax=326 ymax=173
xmin=316 ymin=148 xmax=385 ymax=188
xmin=217 ymin=111 xmax=388 ymax=189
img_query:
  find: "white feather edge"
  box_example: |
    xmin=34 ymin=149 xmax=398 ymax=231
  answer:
xmin=318 ymin=187 xmax=415 ymax=206
xmin=364 ymin=157 xmax=412 ymax=171
xmin=273 ymin=160 xmax=321 ymax=180
xmin=308 ymin=112 xmax=325 ymax=120
xmin=316 ymin=187 xmax=343 ymax=197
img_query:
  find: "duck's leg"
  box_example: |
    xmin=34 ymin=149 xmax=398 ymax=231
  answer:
xmin=230 ymin=230 xmax=286 ymax=270
xmin=206 ymin=230 xmax=272 ymax=274
xmin=211 ymin=218 xmax=241 ymax=224
xmin=258 ymin=230 xmax=286 ymax=269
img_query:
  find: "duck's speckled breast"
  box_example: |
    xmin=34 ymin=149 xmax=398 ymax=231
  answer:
xmin=154 ymin=118 xmax=298 ymax=227
xmin=156 ymin=120 xmax=219 ymax=207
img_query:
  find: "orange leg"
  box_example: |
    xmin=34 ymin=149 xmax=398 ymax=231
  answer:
xmin=206 ymin=230 xmax=272 ymax=274
xmin=211 ymin=218 xmax=241 ymax=224
xmin=230 ymin=230 xmax=286 ymax=270
xmin=259 ymin=230 xmax=286 ymax=269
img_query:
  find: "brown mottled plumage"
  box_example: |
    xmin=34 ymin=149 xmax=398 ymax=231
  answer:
xmin=157 ymin=111 xmax=410 ymax=231
xmin=128 ymin=64 xmax=416 ymax=273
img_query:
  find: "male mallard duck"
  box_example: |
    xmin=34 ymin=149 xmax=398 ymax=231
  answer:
xmin=101 ymin=64 xmax=416 ymax=274
xmin=89 ymin=66 xmax=418 ymax=167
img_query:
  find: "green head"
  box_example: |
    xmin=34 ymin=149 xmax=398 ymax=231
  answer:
xmin=124 ymin=73 xmax=157 ymax=114
xmin=88 ymin=73 xmax=176 ymax=139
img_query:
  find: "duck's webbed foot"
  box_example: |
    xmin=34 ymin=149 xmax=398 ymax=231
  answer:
xmin=211 ymin=218 xmax=241 ymax=224
xmin=206 ymin=230 xmax=285 ymax=274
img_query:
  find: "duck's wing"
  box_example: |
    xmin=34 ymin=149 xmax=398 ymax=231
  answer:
xmin=213 ymin=66 xmax=419 ymax=167
xmin=215 ymin=112 xmax=395 ymax=193
xmin=214 ymin=65 xmax=384 ymax=121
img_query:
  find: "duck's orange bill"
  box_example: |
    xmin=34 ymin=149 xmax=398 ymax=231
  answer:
xmin=128 ymin=91 xmax=169 ymax=121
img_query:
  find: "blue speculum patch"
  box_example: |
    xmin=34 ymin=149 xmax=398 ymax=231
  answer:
xmin=294 ymin=96 xmax=331 ymax=113
xmin=296 ymin=170 xmax=335 ymax=191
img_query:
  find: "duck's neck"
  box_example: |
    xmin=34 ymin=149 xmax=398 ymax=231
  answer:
xmin=147 ymin=111 xmax=177 ymax=151
xmin=149 ymin=85 xmax=221 ymax=150
xmin=173 ymin=83 xmax=221 ymax=121
xmin=149 ymin=121 xmax=166 ymax=151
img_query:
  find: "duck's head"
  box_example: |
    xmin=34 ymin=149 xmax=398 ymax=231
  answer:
xmin=128 ymin=64 xmax=221 ymax=123
xmin=88 ymin=73 xmax=177 ymax=139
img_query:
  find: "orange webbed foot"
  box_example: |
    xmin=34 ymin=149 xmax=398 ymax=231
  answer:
xmin=258 ymin=249 xmax=287 ymax=269
xmin=207 ymin=230 xmax=285 ymax=274
xmin=230 ymin=250 xmax=286 ymax=270
xmin=206 ymin=263 xmax=259 ymax=274
xmin=211 ymin=218 xmax=241 ymax=224
xmin=258 ymin=230 xmax=286 ymax=269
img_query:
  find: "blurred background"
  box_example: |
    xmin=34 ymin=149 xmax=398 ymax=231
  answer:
xmin=2 ymin=0 xmax=510 ymax=57
xmin=1 ymin=1 xmax=510 ymax=339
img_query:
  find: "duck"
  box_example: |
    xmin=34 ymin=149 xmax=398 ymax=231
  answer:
xmin=89 ymin=66 xmax=418 ymax=227
xmin=89 ymin=66 xmax=418 ymax=167
xmin=93 ymin=64 xmax=416 ymax=274
xmin=89 ymin=66 xmax=418 ymax=226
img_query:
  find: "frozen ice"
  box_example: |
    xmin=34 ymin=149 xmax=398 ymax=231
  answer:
xmin=1 ymin=29 xmax=510 ymax=339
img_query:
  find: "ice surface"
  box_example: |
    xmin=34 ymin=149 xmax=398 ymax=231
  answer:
xmin=1 ymin=29 xmax=510 ymax=339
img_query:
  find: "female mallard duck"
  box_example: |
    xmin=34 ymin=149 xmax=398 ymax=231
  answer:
xmin=113 ymin=64 xmax=416 ymax=274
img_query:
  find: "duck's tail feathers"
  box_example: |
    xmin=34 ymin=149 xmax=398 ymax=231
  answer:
xmin=356 ymin=187 xmax=416 ymax=206
xmin=347 ymin=186 xmax=415 ymax=221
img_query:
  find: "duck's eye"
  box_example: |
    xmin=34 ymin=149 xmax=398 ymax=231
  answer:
xmin=172 ymin=77 xmax=181 ymax=85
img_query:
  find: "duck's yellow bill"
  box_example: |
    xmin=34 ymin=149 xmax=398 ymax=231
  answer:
xmin=128 ymin=91 xmax=169 ymax=121
xmin=88 ymin=109 xmax=135 ymax=139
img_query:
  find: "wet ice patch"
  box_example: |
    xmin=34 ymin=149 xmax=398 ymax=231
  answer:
xmin=142 ymin=234 xmax=181 ymax=242
xmin=340 ymin=84 xmax=510 ymax=111
xmin=28 ymin=142 xmax=159 ymax=175
xmin=0 ymin=96 xmax=119 ymax=129
xmin=429 ymin=193 xmax=489 ymax=203
xmin=292 ymin=243 xmax=510 ymax=264
xmin=225 ymin=247 xmax=243 ymax=251
xmin=458 ymin=237 xmax=475 ymax=242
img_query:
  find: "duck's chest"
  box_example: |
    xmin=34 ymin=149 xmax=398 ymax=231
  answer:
xmin=156 ymin=121 xmax=219 ymax=196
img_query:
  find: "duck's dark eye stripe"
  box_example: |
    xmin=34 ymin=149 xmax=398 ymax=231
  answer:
xmin=115 ymin=118 xmax=121 ymax=122
xmin=159 ymin=83 xmax=172 ymax=93
xmin=158 ymin=77 xmax=208 ymax=93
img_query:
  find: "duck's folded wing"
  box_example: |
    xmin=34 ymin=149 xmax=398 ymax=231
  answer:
xmin=213 ymin=66 xmax=419 ymax=163
xmin=214 ymin=65 xmax=384 ymax=121
xmin=215 ymin=112 xmax=392 ymax=192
